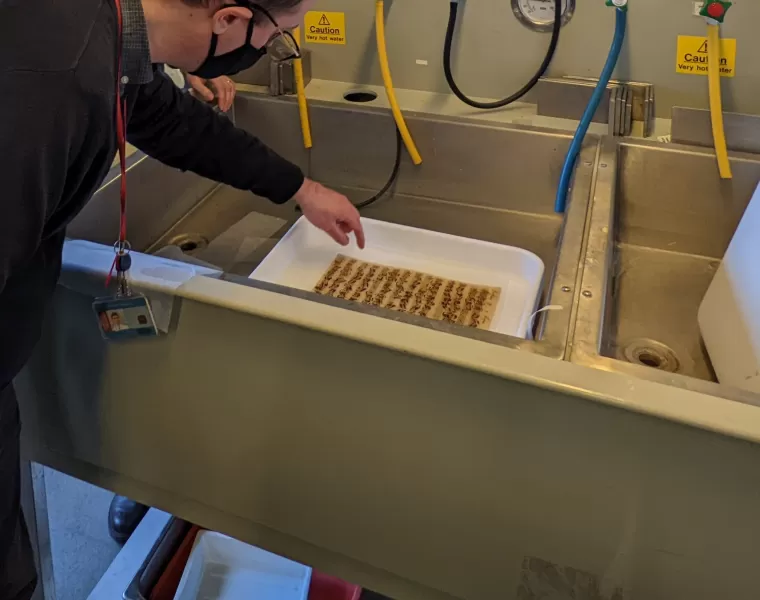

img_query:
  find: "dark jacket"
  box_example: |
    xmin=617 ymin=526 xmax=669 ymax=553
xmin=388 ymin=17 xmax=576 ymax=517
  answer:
xmin=0 ymin=0 xmax=304 ymax=388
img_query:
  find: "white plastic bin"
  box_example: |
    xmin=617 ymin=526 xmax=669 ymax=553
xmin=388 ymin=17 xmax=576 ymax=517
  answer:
xmin=173 ymin=532 xmax=312 ymax=600
xmin=699 ymin=182 xmax=760 ymax=392
xmin=250 ymin=217 xmax=544 ymax=338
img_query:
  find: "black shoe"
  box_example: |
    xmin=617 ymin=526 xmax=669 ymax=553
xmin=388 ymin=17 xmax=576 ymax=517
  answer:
xmin=108 ymin=495 xmax=148 ymax=545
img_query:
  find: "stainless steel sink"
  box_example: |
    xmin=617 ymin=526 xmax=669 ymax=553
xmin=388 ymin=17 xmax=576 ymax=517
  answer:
xmin=571 ymin=137 xmax=760 ymax=404
xmin=70 ymin=92 xmax=760 ymax=400
xmin=40 ymin=94 xmax=760 ymax=600
xmin=90 ymin=93 xmax=597 ymax=359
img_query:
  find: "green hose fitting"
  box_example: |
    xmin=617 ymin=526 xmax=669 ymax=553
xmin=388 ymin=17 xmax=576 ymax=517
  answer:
xmin=699 ymin=1 xmax=731 ymax=24
xmin=605 ymin=0 xmax=628 ymax=11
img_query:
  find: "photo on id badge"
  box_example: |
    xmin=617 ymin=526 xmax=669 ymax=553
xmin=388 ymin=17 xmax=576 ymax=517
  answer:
xmin=93 ymin=295 xmax=158 ymax=340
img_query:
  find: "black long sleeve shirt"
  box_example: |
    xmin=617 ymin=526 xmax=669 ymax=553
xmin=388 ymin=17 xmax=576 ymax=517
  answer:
xmin=0 ymin=0 xmax=304 ymax=388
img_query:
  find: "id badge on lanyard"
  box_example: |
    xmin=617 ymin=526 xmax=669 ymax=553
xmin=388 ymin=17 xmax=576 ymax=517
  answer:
xmin=93 ymin=0 xmax=158 ymax=341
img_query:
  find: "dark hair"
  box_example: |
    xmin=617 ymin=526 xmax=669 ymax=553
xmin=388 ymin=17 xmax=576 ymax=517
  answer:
xmin=183 ymin=0 xmax=303 ymax=15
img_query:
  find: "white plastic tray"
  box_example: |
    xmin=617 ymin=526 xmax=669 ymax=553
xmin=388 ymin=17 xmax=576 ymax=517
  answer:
xmin=250 ymin=217 xmax=544 ymax=338
xmin=173 ymin=532 xmax=312 ymax=600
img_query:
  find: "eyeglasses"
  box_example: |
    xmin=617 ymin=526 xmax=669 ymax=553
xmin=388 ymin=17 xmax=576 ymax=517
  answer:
xmin=250 ymin=3 xmax=301 ymax=62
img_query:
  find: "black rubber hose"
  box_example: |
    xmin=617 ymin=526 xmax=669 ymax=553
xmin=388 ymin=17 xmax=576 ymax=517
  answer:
xmin=355 ymin=127 xmax=402 ymax=210
xmin=443 ymin=0 xmax=562 ymax=109
xmin=295 ymin=127 xmax=402 ymax=214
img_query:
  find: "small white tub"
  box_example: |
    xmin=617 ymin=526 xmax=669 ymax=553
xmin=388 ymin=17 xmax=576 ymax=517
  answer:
xmin=250 ymin=217 xmax=544 ymax=338
xmin=174 ymin=531 xmax=312 ymax=600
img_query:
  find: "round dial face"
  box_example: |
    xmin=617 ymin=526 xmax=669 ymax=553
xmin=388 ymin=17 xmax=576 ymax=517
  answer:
xmin=512 ymin=0 xmax=575 ymax=31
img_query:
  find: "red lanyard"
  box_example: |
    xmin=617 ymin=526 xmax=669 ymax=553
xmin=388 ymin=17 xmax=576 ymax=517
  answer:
xmin=107 ymin=0 xmax=129 ymax=285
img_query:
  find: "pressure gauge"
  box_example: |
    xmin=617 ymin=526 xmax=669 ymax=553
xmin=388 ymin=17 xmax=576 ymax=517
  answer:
xmin=512 ymin=0 xmax=575 ymax=32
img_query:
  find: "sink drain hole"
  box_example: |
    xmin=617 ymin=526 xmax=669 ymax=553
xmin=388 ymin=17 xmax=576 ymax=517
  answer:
xmin=166 ymin=234 xmax=209 ymax=253
xmin=343 ymin=90 xmax=378 ymax=103
xmin=621 ymin=339 xmax=680 ymax=373
xmin=637 ymin=351 xmax=665 ymax=369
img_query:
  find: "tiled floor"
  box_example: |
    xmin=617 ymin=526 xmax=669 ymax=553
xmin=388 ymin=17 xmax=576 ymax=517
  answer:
xmin=43 ymin=468 xmax=121 ymax=600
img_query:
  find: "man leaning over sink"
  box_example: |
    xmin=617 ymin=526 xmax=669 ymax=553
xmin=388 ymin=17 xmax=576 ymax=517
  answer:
xmin=0 ymin=0 xmax=366 ymax=597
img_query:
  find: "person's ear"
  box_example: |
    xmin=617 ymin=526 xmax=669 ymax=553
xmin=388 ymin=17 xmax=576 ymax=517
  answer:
xmin=212 ymin=6 xmax=252 ymax=35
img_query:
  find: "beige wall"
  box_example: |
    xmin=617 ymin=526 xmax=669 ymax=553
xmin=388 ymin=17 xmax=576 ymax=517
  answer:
xmin=303 ymin=0 xmax=760 ymax=117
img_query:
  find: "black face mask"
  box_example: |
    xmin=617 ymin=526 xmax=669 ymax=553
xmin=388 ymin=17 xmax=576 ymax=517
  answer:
xmin=191 ymin=16 xmax=265 ymax=79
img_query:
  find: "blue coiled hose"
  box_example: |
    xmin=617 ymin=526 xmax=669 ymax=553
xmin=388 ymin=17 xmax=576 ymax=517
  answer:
xmin=555 ymin=8 xmax=628 ymax=213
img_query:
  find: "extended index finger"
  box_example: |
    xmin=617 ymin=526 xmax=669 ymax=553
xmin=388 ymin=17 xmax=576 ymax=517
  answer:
xmin=351 ymin=215 xmax=366 ymax=249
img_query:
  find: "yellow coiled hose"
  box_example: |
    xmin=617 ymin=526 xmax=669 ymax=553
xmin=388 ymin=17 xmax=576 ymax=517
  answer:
xmin=293 ymin=27 xmax=312 ymax=149
xmin=375 ymin=0 xmax=422 ymax=165
xmin=707 ymin=23 xmax=732 ymax=179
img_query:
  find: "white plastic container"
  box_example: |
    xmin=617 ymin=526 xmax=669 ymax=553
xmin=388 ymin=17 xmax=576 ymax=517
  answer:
xmin=699 ymin=182 xmax=760 ymax=392
xmin=173 ymin=532 xmax=312 ymax=600
xmin=250 ymin=217 xmax=545 ymax=338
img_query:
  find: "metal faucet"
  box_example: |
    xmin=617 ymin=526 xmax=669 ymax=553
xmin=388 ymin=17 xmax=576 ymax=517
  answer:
xmin=231 ymin=52 xmax=313 ymax=97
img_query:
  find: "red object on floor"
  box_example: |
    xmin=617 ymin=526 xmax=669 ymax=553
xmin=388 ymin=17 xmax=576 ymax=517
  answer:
xmin=308 ymin=570 xmax=362 ymax=600
xmin=150 ymin=526 xmax=203 ymax=600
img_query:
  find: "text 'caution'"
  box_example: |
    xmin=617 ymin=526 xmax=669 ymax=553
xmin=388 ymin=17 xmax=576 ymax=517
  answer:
xmin=304 ymin=11 xmax=346 ymax=45
xmin=676 ymin=35 xmax=736 ymax=78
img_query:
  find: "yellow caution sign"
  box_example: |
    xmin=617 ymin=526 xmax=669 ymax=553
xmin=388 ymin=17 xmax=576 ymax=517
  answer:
xmin=676 ymin=35 xmax=736 ymax=78
xmin=304 ymin=11 xmax=346 ymax=45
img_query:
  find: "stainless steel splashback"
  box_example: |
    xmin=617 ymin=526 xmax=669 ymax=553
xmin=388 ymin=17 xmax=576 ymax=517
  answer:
xmin=71 ymin=92 xmax=588 ymax=249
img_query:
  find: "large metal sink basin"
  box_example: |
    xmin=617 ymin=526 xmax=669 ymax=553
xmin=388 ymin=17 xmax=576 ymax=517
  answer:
xmin=31 ymin=96 xmax=760 ymax=600
xmin=71 ymin=94 xmax=596 ymax=359
xmin=571 ymin=137 xmax=760 ymax=404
